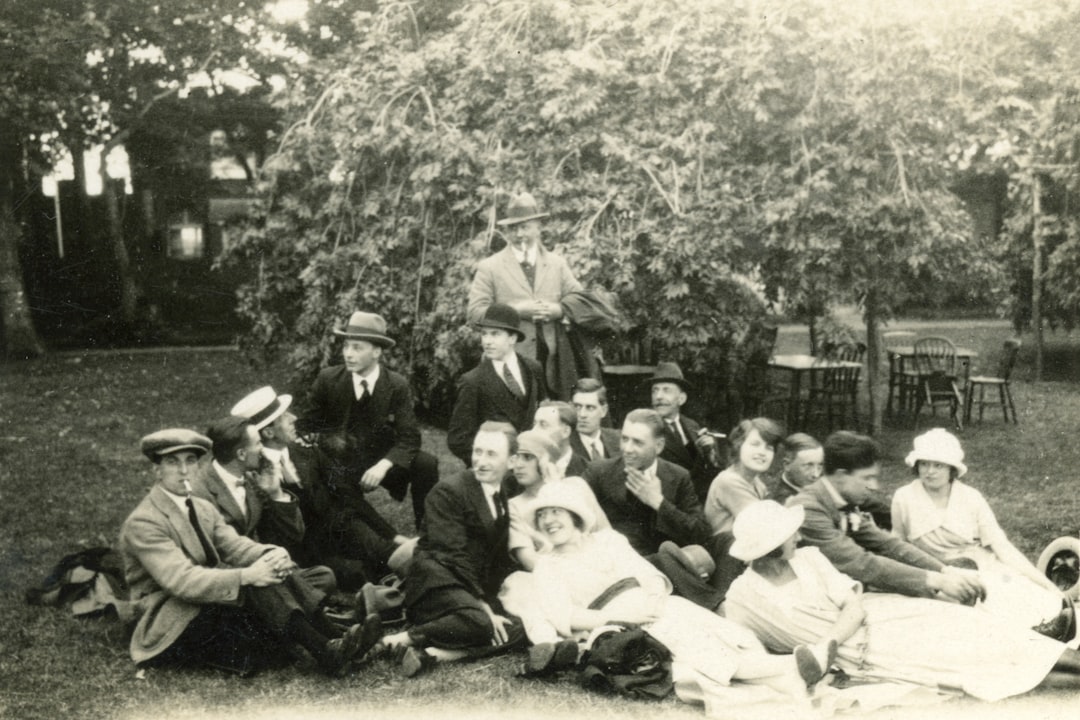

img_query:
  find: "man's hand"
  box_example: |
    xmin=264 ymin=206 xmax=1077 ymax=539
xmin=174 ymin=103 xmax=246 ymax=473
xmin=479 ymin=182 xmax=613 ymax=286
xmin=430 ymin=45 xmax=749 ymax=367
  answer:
xmin=625 ymin=466 xmax=664 ymax=510
xmin=253 ymin=456 xmax=288 ymax=501
xmin=481 ymin=602 xmax=512 ymax=646
xmin=361 ymin=459 xmax=394 ymax=490
xmin=262 ymin=546 xmax=295 ymax=572
xmin=534 ymin=300 xmax=563 ymax=322
xmin=241 ymin=554 xmax=286 ymax=587
xmin=930 ymin=567 xmax=987 ymax=605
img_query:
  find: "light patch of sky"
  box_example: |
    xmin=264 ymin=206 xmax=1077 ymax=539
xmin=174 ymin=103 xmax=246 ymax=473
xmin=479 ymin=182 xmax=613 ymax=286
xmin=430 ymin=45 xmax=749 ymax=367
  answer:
xmin=268 ymin=0 xmax=309 ymax=25
xmin=42 ymin=146 xmax=132 ymax=197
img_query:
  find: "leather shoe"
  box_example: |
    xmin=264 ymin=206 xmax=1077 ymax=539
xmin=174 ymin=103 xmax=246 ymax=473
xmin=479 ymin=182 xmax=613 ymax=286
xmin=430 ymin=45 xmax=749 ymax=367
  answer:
xmin=794 ymin=639 xmax=837 ymax=687
xmin=523 ymin=639 xmax=579 ymax=677
xmin=321 ymin=613 xmax=383 ymax=676
xmin=1032 ymin=607 xmax=1074 ymax=641
xmin=400 ymin=646 xmax=436 ymax=678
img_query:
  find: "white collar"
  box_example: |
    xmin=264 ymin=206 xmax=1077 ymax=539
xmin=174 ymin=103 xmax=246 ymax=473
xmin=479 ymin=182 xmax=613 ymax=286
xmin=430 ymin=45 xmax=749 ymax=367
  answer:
xmin=510 ymin=243 xmax=538 ymax=265
xmin=353 ymin=364 xmax=381 ymax=392
xmin=262 ymin=446 xmax=283 ymax=463
xmin=160 ymin=487 xmax=190 ymax=513
xmin=213 ymin=461 xmax=246 ymax=491
xmin=555 ymin=449 xmax=574 ymax=473
xmin=820 ymin=478 xmax=848 ymax=510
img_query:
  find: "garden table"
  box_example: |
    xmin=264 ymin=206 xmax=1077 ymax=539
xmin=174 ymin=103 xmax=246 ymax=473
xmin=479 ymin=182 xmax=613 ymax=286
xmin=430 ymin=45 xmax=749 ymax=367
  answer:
xmin=769 ymin=354 xmax=863 ymax=431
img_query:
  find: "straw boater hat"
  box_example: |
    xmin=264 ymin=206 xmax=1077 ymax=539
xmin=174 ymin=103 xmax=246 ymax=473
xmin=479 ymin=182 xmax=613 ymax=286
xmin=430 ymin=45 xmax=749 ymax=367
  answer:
xmin=475 ymin=303 xmax=526 ymax=341
xmin=496 ymin=192 xmax=550 ymax=226
xmin=904 ymin=428 xmax=967 ymax=478
xmin=515 ymin=430 xmax=561 ymax=464
xmin=644 ymin=361 xmax=692 ymax=392
xmin=333 ymin=311 xmax=396 ymax=348
xmin=140 ymin=428 xmax=212 ymax=463
xmin=230 ymin=386 xmax=292 ymax=431
xmin=729 ymin=500 xmax=805 ymax=562
xmin=527 ymin=481 xmax=596 ymax=534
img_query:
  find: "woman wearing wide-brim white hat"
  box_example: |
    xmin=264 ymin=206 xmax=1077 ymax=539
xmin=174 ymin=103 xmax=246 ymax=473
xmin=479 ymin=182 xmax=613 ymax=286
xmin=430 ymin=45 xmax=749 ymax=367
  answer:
xmin=890 ymin=429 xmax=1071 ymax=637
xmin=725 ymin=500 xmax=1080 ymax=703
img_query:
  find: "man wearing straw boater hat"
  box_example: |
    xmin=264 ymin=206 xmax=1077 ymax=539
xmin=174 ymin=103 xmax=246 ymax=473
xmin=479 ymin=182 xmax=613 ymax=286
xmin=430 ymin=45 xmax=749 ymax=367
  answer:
xmin=647 ymin=361 xmax=722 ymax=503
xmin=467 ymin=191 xmax=583 ymax=368
xmin=295 ymin=311 xmax=438 ymax=529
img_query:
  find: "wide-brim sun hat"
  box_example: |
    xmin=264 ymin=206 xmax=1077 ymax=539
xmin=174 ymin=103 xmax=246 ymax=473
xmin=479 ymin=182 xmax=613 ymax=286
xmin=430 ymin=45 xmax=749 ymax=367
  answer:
xmin=496 ymin=192 xmax=550 ymax=226
xmin=333 ymin=311 xmax=396 ymax=348
xmin=515 ymin=429 xmax=561 ymax=464
xmin=729 ymin=500 xmax=805 ymax=562
xmin=230 ymin=386 xmax=292 ymax=430
xmin=904 ymin=428 xmax=967 ymax=478
xmin=141 ymin=428 xmax=212 ymax=462
xmin=527 ymin=480 xmax=596 ymax=534
xmin=476 ymin=302 xmax=526 ymax=341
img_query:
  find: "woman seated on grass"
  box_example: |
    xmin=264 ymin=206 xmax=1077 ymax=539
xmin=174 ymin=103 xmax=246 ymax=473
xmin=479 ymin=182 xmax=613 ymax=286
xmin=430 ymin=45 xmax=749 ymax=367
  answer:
xmin=891 ymin=429 xmax=1070 ymax=638
xmin=704 ymin=417 xmax=784 ymax=536
xmin=725 ymin=501 xmax=1080 ymax=703
xmin=519 ymin=482 xmax=836 ymax=702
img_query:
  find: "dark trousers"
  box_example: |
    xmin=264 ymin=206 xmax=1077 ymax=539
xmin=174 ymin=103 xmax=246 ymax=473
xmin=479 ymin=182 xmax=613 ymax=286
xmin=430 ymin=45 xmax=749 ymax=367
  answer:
xmin=140 ymin=605 xmax=287 ymax=675
xmin=407 ymin=590 xmax=526 ymax=655
xmin=325 ymin=514 xmax=397 ymax=588
xmin=380 ymin=450 xmax=439 ymax=528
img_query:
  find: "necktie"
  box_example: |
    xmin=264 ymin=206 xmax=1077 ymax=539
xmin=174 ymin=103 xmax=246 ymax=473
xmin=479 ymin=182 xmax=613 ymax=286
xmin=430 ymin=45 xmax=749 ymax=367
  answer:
xmin=521 ymin=258 xmax=536 ymax=288
xmin=666 ymin=420 xmax=687 ymax=446
xmin=186 ymin=498 xmax=218 ymax=567
xmin=357 ymin=378 xmax=370 ymax=401
xmin=233 ymin=477 xmax=247 ymax=518
xmin=494 ymin=489 xmax=507 ymax=520
xmin=593 ymin=439 xmax=604 ymax=460
xmin=502 ymin=363 xmax=525 ymax=399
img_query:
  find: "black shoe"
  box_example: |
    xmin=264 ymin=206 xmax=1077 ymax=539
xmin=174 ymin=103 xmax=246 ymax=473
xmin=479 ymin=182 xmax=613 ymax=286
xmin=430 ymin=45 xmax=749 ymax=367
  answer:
xmin=794 ymin=639 xmax=837 ymax=687
xmin=1033 ymin=608 xmax=1074 ymax=641
xmin=321 ymin=613 xmax=384 ymax=676
xmin=523 ymin=639 xmax=578 ymax=677
xmin=400 ymin=646 xmax=435 ymax=678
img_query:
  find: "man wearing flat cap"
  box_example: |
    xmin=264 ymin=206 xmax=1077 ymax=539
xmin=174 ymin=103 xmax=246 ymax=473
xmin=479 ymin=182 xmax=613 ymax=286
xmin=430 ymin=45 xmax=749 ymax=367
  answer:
xmin=295 ymin=311 xmax=438 ymax=529
xmin=447 ymin=303 xmax=547 ymax=465
xmin=120 ymin=429 xmax=382 ymax=676
xmin=648 ymin=361 xmax=722 ymax=503
xmin=467 ymin=191 xmax=583 ymax=370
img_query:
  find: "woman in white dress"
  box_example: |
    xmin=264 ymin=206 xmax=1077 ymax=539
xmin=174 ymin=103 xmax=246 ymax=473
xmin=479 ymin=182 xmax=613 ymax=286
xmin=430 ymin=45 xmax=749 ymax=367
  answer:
xmin=522 ymin=482 xmax=836 ymax=701
xmin=725 ymin=500 xmax=1080 ymax=702
xmin=890 ymin=428 xmax=1069 ymax=636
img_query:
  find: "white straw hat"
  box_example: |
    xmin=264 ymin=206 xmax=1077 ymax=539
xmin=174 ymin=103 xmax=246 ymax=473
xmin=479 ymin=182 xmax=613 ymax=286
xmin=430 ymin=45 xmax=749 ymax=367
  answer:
xmin=729 ymin=501 xmax=805 ymax=562
xmin=527 ymin=481 xmax=596 ymax=534
xmin=904 ymin=428 xmax=967 ymax=478
xmin=230 ymin=386 xmax=292 ymax=431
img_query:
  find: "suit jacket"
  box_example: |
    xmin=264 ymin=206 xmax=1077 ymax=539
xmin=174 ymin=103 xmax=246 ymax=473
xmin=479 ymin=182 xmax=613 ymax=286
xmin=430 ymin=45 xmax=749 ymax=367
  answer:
xmin=409 ymin=469 xmax=514 ymax=603
xmin=467 ymin=246 xmax=583 ymax=361
xmin=570 ymin=427 xmax=621 ymax=463
xmin=119 ymin=485 xmax=272 ymax=663
xmin=190 ymin=463 xmax=264 ymax=538
xmin=659 ymin=414 xmax=720 ymax=501
xmin=295 ymin=364 xmax=421 ymax=472
xmin=446 ymin=354 xmax=546 ymax=464
xmin=584 ymin=456 xmax=710 ymax=556
xmin=786 ymin=480 xmax=943 ymax=597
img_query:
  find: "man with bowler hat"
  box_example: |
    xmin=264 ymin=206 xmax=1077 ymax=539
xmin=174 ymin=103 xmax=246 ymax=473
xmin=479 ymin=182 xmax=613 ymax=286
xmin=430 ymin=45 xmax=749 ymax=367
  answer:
xmin=447 ymin=303 xmax=547 ymax=465
xmin=295 ymin=311 xmax=438 ymax=529
xmin=467 ymin=191 xmax=583 ymax=368
xmin=120 ymin=428 xmax=382 ymax=676
xmin=648 ymin=361 xmax=722 ymax=502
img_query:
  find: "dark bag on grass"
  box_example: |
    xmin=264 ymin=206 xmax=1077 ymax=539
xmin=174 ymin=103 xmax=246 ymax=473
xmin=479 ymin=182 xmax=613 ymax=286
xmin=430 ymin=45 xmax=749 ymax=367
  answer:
xmin=26 ymin=546 xmax=135 ymax=622
xmin=580 ymin=627 xmax=673 ymax=700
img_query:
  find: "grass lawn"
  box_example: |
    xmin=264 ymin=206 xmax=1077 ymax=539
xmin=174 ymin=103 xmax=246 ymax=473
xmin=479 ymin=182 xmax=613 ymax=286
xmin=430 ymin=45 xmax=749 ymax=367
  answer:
xmin=2 ymin=328 xmax=1080 ymax=720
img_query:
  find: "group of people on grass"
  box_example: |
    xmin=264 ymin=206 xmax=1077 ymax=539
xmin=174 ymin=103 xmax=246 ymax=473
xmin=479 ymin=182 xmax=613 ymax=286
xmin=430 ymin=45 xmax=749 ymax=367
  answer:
xmin=120 ymin=192 xmax=1079 ymax=712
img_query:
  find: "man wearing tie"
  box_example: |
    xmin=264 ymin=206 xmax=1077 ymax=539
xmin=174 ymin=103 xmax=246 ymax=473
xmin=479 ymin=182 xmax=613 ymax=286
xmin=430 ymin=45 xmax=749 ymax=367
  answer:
xmin=446 ymin=303 xmax=547 ymax=465
xmin=467 ymin=191 xmax=583 ymax=368
xmin=294 ymin=311 xmax=438 ymax=529
xmin=648 ymin=362 xmax=722 ymax=503
xmin=532 ymin=400 xmax=589 ymax=477
xmin=120 ymin=428 xmax=382 ymax=676
xmin=383 ymin=422 xmax=524 ymax=677
xmin=569 ymin=377 xmax=621 ymax=462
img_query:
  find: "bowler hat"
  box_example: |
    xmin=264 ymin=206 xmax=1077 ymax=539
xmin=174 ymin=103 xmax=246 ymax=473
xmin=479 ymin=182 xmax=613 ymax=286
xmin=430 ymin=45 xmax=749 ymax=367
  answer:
xmin=496 ymin=192 xmax=550 ymax=226
xmin=659 ymin=541 xmax=716 ymax=580
xmin=141 ymin=428 xmax=212 ymax=463
xmin=333 ymin=311 xmax=396 ymax=348
xmin=231 ymin=386 xmax=292 ymax=430
xmin=476 ymin=303 xmax=526 ymax=341
xmin=645 ymin=361 xmax=692 ymax=392
xmin=729 ymin=501 xmax=805 ymax=562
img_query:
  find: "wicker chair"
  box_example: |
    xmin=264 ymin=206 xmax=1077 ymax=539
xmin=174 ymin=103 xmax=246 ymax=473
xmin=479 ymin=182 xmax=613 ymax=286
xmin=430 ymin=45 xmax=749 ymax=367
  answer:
xmin=964 ymin=339 xmax=1021 ymax=425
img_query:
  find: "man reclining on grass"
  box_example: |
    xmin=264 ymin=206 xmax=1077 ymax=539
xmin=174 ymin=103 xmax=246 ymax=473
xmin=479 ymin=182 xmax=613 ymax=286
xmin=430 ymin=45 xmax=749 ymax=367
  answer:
xmin=119 ymin=428 xmax=382 ymax=676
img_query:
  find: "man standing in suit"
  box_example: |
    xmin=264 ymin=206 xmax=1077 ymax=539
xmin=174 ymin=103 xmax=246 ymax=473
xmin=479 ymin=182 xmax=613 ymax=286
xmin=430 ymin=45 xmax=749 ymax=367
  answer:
xmin=569 ymin=377 xmax=621 ymax=462
xmin=648 ymin=362 xmax=722 ymax=502
xmin=120 ymin=429 xmax=381 ymax=676
xmin=467 ymin=191 xmax=583 ymax=367
xmin=383 ymin=422 xmax=525 ymax=677
xmin=788 ymin=431 xmax=986 ymax=604
xmin=533 ymin=400 xmax=589 ymax=477
xmin=294 ymin=311 xmax=438 ymax=528
xmin=447 ymin=303 xmax=547 ymax=464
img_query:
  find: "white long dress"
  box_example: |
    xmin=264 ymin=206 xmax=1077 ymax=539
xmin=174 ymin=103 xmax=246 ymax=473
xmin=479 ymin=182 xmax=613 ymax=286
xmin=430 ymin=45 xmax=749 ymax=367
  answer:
xmin=725 ymin=547 xmax=1064 ymax=702
xmin=891 ymin=479 xmax=1061 ymax=629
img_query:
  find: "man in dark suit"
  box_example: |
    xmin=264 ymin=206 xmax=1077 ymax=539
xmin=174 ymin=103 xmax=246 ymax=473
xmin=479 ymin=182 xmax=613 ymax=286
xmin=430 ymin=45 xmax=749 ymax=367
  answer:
xmin=383 ymin=422 xmax=525 ymax=677
xmin=648 ymin=362 xmax=722 ymax=502
xmin=788 ymin=431 xmax=986 ymax=603
xmin=584 ymin=408 xmax=722 ymax=609
xmin=120 ymin=428 xmax=380 ymax=676
xmin=446 ymin=303 xmax=547 ymax=464
xmin=569 ymin=377 xmax=621 ymax=462
xmin=533 ymin=400 xmax=589 ymax=477
xmin=294 ymin=311 xmax=438 ymax=528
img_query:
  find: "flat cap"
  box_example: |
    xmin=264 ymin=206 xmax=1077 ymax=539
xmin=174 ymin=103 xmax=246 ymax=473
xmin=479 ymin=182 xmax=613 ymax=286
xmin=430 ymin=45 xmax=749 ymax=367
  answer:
xmin=140 ymin=428 xmax=212 ymax=462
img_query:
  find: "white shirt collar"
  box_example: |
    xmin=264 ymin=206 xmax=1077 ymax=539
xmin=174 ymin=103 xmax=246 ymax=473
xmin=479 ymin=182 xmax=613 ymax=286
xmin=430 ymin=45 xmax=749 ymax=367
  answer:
xmin=820 ymin=478 xmax=848 ymax=510
xmin=213 ymin=461 xmax=246 ymax=490
xmin=352 ymin=364 xmax=381 ymax=399
xmin=555 ymin=449 xmax=574 ymax=474
xmin=262 ymin=446 xmax=283 ymax=463
xmin=492 ymin=354 xmax=523 ymax=385
xmin=510 ymin=243 xmax=538 ymax=265
xmin=161 ymin=487 xmax=190 ymax=513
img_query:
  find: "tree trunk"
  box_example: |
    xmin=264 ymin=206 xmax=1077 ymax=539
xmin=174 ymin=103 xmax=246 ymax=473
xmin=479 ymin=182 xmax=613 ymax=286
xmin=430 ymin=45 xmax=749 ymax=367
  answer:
xmin=865 ymin=289 xmax=882 ymax=435
xmin=102 ymin=169 xmax=139 ymax=325
xmin=0 ymin=132 xmax=45 ymax=359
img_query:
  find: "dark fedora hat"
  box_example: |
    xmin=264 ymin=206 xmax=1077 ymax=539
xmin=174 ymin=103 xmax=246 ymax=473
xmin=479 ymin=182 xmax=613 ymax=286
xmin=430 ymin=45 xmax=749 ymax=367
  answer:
xmin=476 ymin=303 xmax=526 ymax=340
xmin=141 ymin=428 xmax=212 ymax=463
xmin=333 ymin=311 xmax=396 ymax=348
xmin=645 ymin=361 xmax=692 ymax=391
xmin=496 ymin=192 xmax=550 ymax=226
